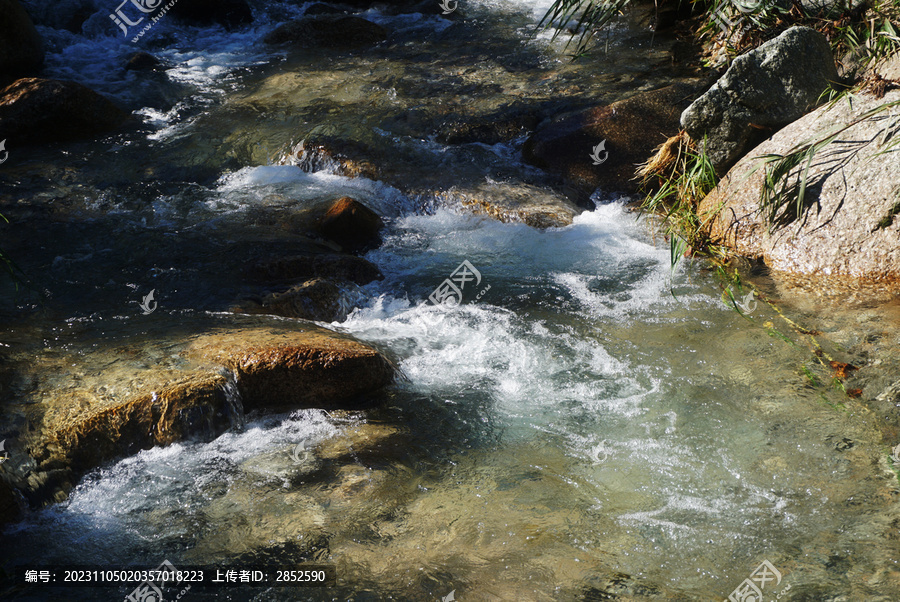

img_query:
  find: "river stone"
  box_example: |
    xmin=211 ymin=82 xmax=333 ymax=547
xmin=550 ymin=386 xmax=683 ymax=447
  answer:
xmin=436 ymin=102 xmax=540 ymax=145
xmin=317 ymin=197 xmax=384 ymax=253
xmin=234 ymin=278 xmax=349 ymax=322
xmin=36 ymin=374 xmax=233 ymax=474
xmin=125 ymin=52 xmax=164 ymax=71
xmin=0 ymin=78 xmax=131 ymax=144
xmin=186 ymin=327 xmax=395 ymax=412
xmin=522 ymin=83 xmax=700 ymax=199
xmin=167 ymin=0 xmax=254 ymax=29
xmin=239 ymin=446 xmax=322 ymax=484
xmin=0 ymin=0 xmax=44 ymax=86
xmin=680 ymin=26 xmax=839 ymax=173
xmin=292 ymin=136 xmax=381 ymax=179
xmin=439 ymin=182 xmax=582 ymax=228
xmin=315 ymin=423 xmax=405 ymax=462
xmin=249 ymin=253 xmax=384 ymax=285
xmin=875 ymin=54 xmax=900 ymax=82
xmin=7 ymin=322 xmax=394 ymax=513
xmin=698 ymin=89 xmax=900 ymax=282
xmin=264 ymin=16 xmax=388 ymax=49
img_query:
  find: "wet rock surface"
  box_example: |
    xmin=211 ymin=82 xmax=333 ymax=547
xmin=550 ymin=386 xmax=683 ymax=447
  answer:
xmin=699 ymin=89 xmax=900 ymax=282
xmin=234 ymin=277 xmax=353 ymax=321
xmin=2 ymin=318 xmax=394 ymax=509
xmin=316 ymin=196 xmax=385 ymax=253
xmin=435 ymin=181 xmax=583 ymax=228
xmin=249 ymin=252 xmax=384 ymax=285
xmin=523 ymin=83 xmax=701 ymax=200
xmin=125 ymin=52 xmax=164 ymax=71
xmin=0 ymin=78 xmax=131 ymax=144
xmin=185 ymin=326 xmax=395 ymax=413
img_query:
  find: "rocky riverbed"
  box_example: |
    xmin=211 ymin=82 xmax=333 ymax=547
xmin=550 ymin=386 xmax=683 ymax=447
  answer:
xmin=1 ymin=0 xmax=899 ymax=599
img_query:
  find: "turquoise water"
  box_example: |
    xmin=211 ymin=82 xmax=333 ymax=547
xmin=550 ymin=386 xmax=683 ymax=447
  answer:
xmin=1 ymin=0 xmax=899 ymax=599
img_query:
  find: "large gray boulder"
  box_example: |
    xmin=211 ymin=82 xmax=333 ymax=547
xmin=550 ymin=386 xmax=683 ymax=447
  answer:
xmin=681 ymin=26 xmax=839 ymax=173
xmin=698 ymin=89 xmax=900 ymax=283
xmin=0 ymin=0 xmax=44 ymax=86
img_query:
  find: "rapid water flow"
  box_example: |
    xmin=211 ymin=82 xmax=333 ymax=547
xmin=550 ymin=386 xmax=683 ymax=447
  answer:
xmin=1 ymin=0 xmax=899 ymax=600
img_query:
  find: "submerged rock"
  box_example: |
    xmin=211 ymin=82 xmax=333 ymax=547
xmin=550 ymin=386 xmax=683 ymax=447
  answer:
xmin=264 ymin=16 xmax=388 ymax=49
xmin=249 ymin=253 xmax=384 ymax=285
xmin=437 ymin=182 xmax=582 ymax=228
xmin=436 ymin=103 xmax=540 ymax=145
xmin=0 ymin=78 xmax=130 ymax=144
xmin=0 ymin=0 xmax=44 ymax=86
xmin=125 ymin=52 xmax=164 ymax=71
xmin=317 ymin=196 xmax=385 ymax=254
xmin=522 ymin=83 xmax=699 ymax=200
xmin=315 ymin=422 xmax=406 ymax=463
xmin=37 ymin=374 xmax=232 ymax=474
xmin=699 ymin=89 xmax=900 ymax=283
xmin=234 ymin=278 xmax=350 ymax=322
xmin=681 ymin=26 xmax=839 ymax=173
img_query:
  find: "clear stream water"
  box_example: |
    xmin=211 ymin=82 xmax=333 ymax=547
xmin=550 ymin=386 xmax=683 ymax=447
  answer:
xmin=1 ymin=0 xmax=899 ymax=600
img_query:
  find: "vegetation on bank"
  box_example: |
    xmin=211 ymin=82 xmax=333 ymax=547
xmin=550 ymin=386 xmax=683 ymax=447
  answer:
xmin=540 ymin=0 xmax=900 ymax=399
xmin=540 ymin=0 xmax=900 ymax=265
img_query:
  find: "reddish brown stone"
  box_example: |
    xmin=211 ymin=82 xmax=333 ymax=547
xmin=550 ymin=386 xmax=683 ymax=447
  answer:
xmin=317 ymin=197 xmax=384 ymax=253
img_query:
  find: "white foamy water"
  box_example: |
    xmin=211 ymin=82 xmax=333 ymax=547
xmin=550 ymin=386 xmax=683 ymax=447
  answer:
xmin=4 ymin=193 xmax=897 ymax=600
xmin=213 ymin=165 xmax=416 ymax=217
xmin=6 ymin=2 xmax=899 ymax=599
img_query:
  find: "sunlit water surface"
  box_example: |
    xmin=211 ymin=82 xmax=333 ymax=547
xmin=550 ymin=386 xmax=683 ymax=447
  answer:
xmin=1 ymin=0 xmax=899 ymax=600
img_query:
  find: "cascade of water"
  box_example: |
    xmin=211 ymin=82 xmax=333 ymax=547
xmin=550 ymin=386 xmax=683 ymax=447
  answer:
xmin=219 ymin=368 xmax=247 ymax=433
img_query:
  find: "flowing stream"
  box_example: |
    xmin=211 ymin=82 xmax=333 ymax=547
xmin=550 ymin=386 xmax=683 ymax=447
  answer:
xmin=1 ymin=0 xmax=899 ymax=600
